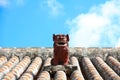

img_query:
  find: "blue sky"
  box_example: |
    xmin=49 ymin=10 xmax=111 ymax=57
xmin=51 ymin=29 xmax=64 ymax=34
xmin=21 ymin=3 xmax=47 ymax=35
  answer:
xmin=0 ymin=0 xmax=120 ymax=47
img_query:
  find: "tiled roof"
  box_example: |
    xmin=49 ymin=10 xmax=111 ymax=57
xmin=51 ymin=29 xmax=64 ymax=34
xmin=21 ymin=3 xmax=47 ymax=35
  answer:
xmin=0 ymin=47 xmax=120 ymax=80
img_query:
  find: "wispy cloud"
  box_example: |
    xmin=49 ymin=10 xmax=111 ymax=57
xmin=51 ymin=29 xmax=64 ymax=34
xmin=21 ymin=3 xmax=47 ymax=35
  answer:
xmin=0 ymin=0 xmax=9 ymax=7
xmin=0 ymin=0 xmax=25 ymax=7
xmin=67 ymin=0 xmax=120 ymax=47
xmin=41 ymin=0 xmax=64 ymax=16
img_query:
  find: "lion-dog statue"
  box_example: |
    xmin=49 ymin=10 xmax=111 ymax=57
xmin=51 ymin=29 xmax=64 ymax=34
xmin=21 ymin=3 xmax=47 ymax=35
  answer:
xmin=51 ymin=34 xmax=69 ymax=65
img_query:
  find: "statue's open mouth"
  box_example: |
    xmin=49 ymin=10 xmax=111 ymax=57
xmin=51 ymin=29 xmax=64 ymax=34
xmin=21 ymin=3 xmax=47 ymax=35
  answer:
xmin=57 ymin=42 xmax=67 ymax=46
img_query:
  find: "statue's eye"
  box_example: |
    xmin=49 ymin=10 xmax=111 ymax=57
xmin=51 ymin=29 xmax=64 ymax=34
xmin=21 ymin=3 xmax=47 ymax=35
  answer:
xmin=57 ymin=36 xmax=59 ymax=39
xmin=63 ymin=35 xmax=65 ymax=38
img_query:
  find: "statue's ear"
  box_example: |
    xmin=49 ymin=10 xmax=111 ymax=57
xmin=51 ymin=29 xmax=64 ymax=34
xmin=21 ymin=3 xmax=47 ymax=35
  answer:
xmin=66 ymin=34 xmax=69 ymax=41
xmin=53 ymin=34 xmax=56 ymax=41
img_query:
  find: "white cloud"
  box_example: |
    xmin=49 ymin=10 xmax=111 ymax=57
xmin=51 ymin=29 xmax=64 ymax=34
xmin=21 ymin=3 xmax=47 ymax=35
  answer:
xmin=0 ymin=0 xmax=9 ymax=7
xmin=116 ymin=38 xmax=120 ymax=47
xmin=67 ymin=0 xmax=120 ymax=47
xmin=41 ymin=0 xmax=64 ymax=16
